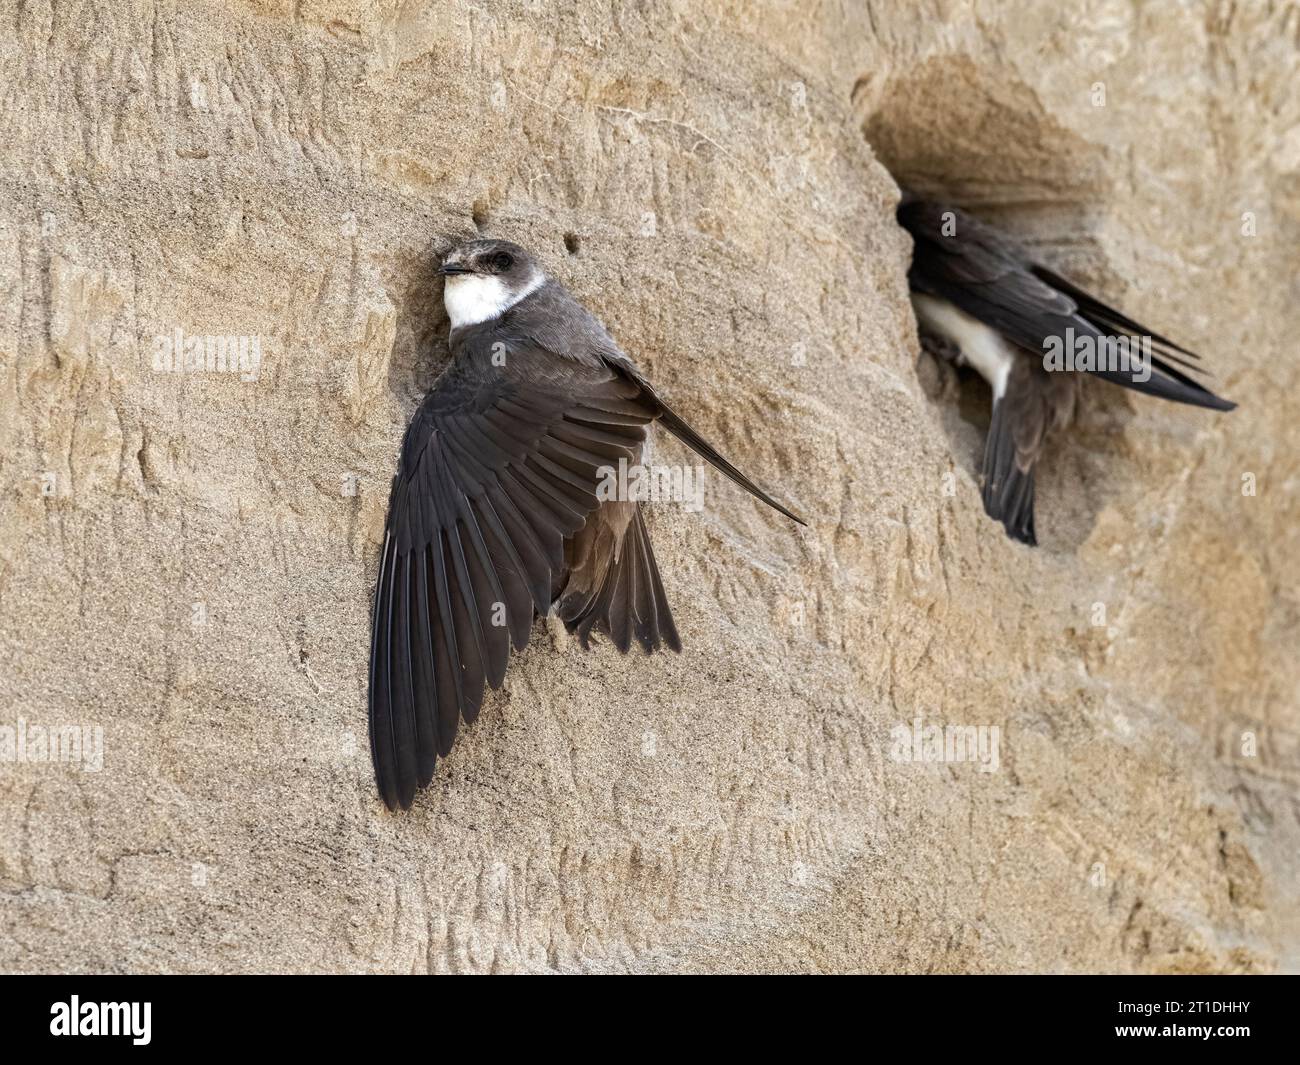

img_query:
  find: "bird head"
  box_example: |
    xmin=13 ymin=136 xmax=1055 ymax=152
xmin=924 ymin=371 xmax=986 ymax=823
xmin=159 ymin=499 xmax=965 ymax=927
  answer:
xmin=439 ymin=239 xmax=544 ymax=329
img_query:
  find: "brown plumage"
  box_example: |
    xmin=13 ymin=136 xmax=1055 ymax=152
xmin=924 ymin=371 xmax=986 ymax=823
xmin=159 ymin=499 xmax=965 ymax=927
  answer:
xmin=368 ymin=239 xmax=803 ymax=810
xmin=900 ymin=198 xmax=1235 ymax=545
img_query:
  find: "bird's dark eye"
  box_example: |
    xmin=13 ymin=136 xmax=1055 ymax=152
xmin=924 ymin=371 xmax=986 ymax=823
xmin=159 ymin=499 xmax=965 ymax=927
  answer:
xmin=489 ymin=252 xmax=514 ymax=272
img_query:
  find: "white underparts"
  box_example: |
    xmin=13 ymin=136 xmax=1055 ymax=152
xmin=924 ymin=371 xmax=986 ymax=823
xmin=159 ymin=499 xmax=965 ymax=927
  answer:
xmin=911 ymin=293 xmax=1015 ymax=401
xmin=443 ymin=271 xmax=544 ymax=329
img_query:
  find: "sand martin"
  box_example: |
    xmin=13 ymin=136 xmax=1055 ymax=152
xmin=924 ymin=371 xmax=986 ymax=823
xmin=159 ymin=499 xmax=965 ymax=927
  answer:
xmin=899 ymin=198 xmax=1235 ymax=545
xmin=368 ymin=239 xmax=804 ymax=809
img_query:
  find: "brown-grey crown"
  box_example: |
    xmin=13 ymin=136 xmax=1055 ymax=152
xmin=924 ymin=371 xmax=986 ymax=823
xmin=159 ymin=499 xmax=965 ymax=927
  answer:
xmin=439 ymin=240 xmax=534 ymax=278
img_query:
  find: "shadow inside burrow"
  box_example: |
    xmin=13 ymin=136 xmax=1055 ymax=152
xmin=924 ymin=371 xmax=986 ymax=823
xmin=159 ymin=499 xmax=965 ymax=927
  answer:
xmin=854 ymin=54 xmax=1155 ymax=551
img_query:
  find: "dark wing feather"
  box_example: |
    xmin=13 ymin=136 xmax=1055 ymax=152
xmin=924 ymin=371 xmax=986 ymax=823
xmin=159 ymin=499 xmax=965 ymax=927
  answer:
xmin=1030 ymin=264 xmax=1200 ymax=366
xmin=900 ymin=200 xmax=1235 ymax=412
xmin=506 ymin=279 xmax=806 ymax=525
xmin=901 ymin=200 xmax=1081 ymax=351
xmin=555 ymin=500 xmax=682 ymax=655
xmin=372 ymin=278 xmax=803 ymax=808
xmin=368 ymin=337 xmax=656 ymax=809
xmin=653 ymin=400 xmax=806 ymax=525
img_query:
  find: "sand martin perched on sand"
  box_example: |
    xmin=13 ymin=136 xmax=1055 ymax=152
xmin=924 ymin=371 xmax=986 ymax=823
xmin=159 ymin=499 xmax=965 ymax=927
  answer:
xmin=368 ymin=239 xmax=804 ymax=810
xmin=899 ymin=198 xmax=1235 ymax=545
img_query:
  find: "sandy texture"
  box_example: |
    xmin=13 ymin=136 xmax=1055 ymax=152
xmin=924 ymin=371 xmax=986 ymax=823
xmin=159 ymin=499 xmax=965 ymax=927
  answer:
xmin=1 ymin=0 xmax=1296 ymax=973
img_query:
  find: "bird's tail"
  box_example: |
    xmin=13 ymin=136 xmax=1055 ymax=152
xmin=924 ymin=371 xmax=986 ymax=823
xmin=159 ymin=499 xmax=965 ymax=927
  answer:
xmin=982 ymin=399 xmax=1037 ymax=546
xmin=556 ymin=503 xmax=681 ymax=654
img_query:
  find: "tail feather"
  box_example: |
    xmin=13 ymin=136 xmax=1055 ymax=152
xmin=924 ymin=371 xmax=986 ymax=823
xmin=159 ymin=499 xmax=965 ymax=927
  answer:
xmin=982 ymin=399 xmax=1037 ymax=546
xmin=557 ymin=506 xmax=680 ymax=653
xmin=632 ymin=505 xmax=681 ymax=652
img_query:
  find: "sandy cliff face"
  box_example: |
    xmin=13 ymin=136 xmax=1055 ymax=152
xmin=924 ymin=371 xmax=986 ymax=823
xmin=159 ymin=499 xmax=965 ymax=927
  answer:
xmin=1 ymin=0 xmax=1296 ymax=973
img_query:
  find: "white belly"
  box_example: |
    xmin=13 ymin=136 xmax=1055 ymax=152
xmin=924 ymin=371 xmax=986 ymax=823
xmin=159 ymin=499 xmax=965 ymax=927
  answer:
xmin=911 ymin=293 xmax=1016 ymax=400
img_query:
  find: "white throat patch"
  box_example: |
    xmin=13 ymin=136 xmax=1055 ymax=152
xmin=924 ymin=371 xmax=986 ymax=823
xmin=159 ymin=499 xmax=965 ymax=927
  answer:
xmin=444 ymin=271 xmax=544 ymax=329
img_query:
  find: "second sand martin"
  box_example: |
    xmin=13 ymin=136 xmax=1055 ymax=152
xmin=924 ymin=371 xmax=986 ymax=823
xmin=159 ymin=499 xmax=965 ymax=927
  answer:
xmin=899 ymin=198 xmax=1235 ymax=545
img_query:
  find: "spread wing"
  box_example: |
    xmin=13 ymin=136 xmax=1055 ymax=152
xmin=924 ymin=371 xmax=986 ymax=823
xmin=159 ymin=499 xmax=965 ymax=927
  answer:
xmin=900 ymin=200 xmax=1234 ymax=411
xmin=368 ymin=338 xmax=657 ymax=810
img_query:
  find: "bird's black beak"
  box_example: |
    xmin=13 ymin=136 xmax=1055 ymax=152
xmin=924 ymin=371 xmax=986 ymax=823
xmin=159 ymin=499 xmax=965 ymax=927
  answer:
xmin=439 ymin=263 xmax=472 ymax=276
